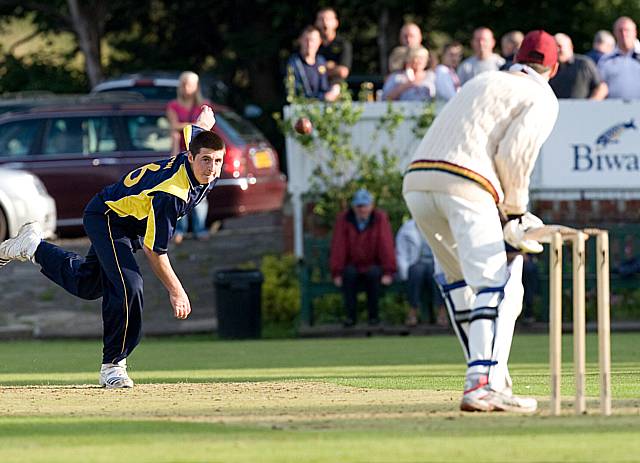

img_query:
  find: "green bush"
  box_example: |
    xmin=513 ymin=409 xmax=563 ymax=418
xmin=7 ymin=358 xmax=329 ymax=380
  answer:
xmin=260 ymin=254 xmax=300 ymax=325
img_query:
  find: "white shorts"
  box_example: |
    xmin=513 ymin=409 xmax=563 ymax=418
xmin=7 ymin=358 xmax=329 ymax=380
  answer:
xmin=403 ymin=190 xmax=507 ymax=290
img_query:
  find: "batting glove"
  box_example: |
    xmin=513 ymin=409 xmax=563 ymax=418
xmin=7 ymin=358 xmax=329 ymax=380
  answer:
xmin=503 ymin=212 xmax=545 ymax=254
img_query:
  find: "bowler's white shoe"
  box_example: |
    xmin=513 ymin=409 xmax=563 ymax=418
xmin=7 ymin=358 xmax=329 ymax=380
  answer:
xmin=99 ymin=359 xmax=134 ymax=389
xmin=0 ymin=222 xmax=42 ymax=268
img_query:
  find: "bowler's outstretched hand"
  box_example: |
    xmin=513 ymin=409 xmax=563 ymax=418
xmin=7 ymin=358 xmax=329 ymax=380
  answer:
xmin=196 ymin=105 xmax=216 ymax=130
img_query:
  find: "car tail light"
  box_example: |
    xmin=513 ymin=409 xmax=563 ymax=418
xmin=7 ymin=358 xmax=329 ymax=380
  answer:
xmin=223 ymin=145 xmax=246 ymax=178
xmin=134 ymin=79 xmax=155 ymax=87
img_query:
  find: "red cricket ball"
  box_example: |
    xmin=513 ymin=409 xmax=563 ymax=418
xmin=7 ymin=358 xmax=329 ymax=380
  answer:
xmin=294 ymin=117 xmax=313 ymax=135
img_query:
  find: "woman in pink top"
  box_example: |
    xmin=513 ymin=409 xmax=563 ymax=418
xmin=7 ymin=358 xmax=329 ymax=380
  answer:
xmin=166 ymin=71 xmax=211 ymax=243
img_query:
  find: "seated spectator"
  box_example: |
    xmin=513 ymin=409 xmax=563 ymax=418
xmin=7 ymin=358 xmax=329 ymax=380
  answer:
xmin=286 ymin=26 xmax=340 ymax=101
xmin=615 ymin=240 xmax=640 ymax=278
xmin=166 ymin=71 xmax=211 ymax=243
xmin=598 ymin=16 xmax=640 ymax=100
xmin=388 ymin=22 xmax=424 ymax=74
xmin=457 ymin=27 xmax=505 ymax=85
xmin=586 ymin=30 xmax=616 ymax=64
xmin=395 ymin=218 xmax=444 ymax=327
xmin=549 ymin=33 xmax=607 ymax=99
xmin=330 ymin=189 xmax=396 ymax=327
xmin=381 ymin=47 xmax=435 ymax=101
xmin=499 ymin=30 xmax=524 ymax=70
xmin=434 ymin=41 xmax=463 ymax=101
xmin=315 ymin=7 xmax=352 ymax=84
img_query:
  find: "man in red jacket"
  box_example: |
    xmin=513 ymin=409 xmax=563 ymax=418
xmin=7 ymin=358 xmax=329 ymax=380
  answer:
xmin=330 ymin=189 xmax=397 ymax=326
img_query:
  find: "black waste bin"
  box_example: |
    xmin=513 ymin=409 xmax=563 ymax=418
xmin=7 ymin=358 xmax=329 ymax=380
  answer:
xmin=214 ymin=269 xmax=263 ymax=339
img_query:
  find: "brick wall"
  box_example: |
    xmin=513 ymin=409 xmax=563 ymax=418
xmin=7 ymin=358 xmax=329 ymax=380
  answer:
xmin=532 ymin=199 xmax=640 ymax=225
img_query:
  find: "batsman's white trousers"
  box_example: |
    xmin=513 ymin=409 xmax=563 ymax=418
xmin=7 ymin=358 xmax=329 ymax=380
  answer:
xmin=404 ymin=190 xmax=524 ymax=391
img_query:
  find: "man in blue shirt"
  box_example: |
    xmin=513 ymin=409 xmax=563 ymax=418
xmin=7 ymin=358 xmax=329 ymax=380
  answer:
xmin=0 ymin=106 xmax=222 ymax=388
xmin=598 ymin=17 xmax=640 ymax=99
xmin=287 ymin=25 xmax=340 ymax=101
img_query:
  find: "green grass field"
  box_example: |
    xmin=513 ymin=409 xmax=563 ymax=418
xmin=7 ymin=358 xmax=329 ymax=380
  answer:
xmin=1 ymin=333 xmax=639 ymax=462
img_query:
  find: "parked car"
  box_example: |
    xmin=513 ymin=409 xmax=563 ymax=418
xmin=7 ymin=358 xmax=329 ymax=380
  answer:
xmin=0 ymin=167 xmax=56 ymax=241
xmin=0 ymin=95 xmax=286 ymax=235
xmin=92 ymin=72 xmax=229 ymax=103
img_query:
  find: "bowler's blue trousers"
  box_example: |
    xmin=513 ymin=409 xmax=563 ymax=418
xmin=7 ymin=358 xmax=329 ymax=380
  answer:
xmin=34 ymin=211 xmax=143 ymax=364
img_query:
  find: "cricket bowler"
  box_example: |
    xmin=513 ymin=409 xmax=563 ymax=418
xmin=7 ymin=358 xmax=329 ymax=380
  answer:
xmin=0 ymin=105 xmax=223 ymax=389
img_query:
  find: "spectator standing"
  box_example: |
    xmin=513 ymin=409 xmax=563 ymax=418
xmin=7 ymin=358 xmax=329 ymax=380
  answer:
xmin=330 ymin=189 xmax=396 ymax=327
xmin=550 ymin=33 xmax=607 ymax=99
xmin=315 ymin=7 xmax=352 ymax=85
xmin=381 ymin=47 xmax=435 ymax=101
xmin=435 ymin=41 xmax=463 ymax=101
xmin=586 ymin=30 xmax=616 ymax=64
xmin=166 ymin=71 xmax=211 ymax=243
xmin=287 ymin=26 xmax=340 ymax=101
xmin=457 ymin=27 xmax=505 ymax=85
xmin=598 ymin=16 xmax=640 ymax=99
xmin=388 ymin=22 xmax=424 ymax=74
xmin=396 ymin=218 xmax=443 ymax=327
xmin=499 ymin=30 xmax=524 ymax=70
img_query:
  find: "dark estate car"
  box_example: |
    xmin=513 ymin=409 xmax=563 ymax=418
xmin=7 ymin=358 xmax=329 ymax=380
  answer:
xmin=0 ymin=97 xmax=286 ymax=233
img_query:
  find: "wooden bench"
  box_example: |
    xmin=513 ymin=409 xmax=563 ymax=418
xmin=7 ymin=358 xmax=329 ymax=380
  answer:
xmin=299 ymin=235 xmax=434 ymax=326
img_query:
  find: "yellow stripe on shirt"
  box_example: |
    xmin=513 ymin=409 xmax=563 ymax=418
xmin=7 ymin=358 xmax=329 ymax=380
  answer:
xmin=144 ymin=201 xmax=157 ymax=250
xmin=183 ymin=125 xmax=193 ymax=150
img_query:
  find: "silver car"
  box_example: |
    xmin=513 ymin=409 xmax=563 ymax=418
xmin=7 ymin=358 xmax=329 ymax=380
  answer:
xmin=0 ymin=168 xmax=56 ymax=241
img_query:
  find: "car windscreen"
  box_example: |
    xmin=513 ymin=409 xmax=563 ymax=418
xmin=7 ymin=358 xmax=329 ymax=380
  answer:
xmin=215 ymin=111 xmax=267 ymax=145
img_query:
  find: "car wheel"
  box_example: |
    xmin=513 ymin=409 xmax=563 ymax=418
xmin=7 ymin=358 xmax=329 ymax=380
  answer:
xmin=0 ymin=207 xmax=7 ymax=242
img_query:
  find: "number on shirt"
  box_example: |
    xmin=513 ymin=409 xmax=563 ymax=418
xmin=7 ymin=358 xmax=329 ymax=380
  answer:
xmin=123 ymin=162 xmax=161 ymax=187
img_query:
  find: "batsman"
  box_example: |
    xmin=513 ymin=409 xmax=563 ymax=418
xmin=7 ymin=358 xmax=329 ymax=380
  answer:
xmin=403 ymin=30 xmax=559 ymax=412
xmin=0 ymin=106 xmax=223 ymax=389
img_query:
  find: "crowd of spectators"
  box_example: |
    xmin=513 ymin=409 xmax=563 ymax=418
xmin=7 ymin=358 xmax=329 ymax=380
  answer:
xmin=287 ymin=10 xmax=640 ymax=102
xmin=293 ymin=11 xmax=639 ymax=326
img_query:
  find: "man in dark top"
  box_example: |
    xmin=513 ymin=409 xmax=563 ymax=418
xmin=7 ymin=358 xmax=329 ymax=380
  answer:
xmin=549 ymin=33 xmax=608 ymax=99
xmin=0 ymin=107 xmax=221 ymax=388
xmin=315 ymin=7 xmax=352 ymax=85
xmin=287 ymin=25 xmax=340 ymax=101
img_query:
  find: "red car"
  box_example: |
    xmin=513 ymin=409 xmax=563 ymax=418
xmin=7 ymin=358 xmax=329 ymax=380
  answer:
xmin=0 ymin=96 xmax=286 ymax=233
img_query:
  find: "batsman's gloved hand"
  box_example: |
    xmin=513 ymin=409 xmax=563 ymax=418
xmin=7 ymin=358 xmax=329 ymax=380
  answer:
xmin=503 ymin=211 xmax=545 ymax=254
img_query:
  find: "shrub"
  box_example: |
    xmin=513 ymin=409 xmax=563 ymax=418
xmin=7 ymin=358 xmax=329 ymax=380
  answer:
xmin=260 ymin=254 xmax=300 ymax=325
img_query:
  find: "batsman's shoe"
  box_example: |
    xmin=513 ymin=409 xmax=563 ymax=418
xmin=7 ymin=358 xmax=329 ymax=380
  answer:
xmin=461 ymin=377 xmax=537 ymax=413
xmin=460 ymin=375 xmax=492 ymax=412
xmin=483 ymin=389 xmax=538 ymax=413
xmin=99 ymin=360 xmax=134 ymax=389
xmin=0 ymin=222 xmax=42 ymax=268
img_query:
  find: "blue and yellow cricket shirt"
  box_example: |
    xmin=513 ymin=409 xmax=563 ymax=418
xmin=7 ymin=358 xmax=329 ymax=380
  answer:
xmin=85 ymin=125 xmax=214 ymax=254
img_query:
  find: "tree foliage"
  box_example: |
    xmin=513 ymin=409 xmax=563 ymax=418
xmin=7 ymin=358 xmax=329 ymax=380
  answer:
xmin=0 ymin=1 xmax=638 ymax=110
